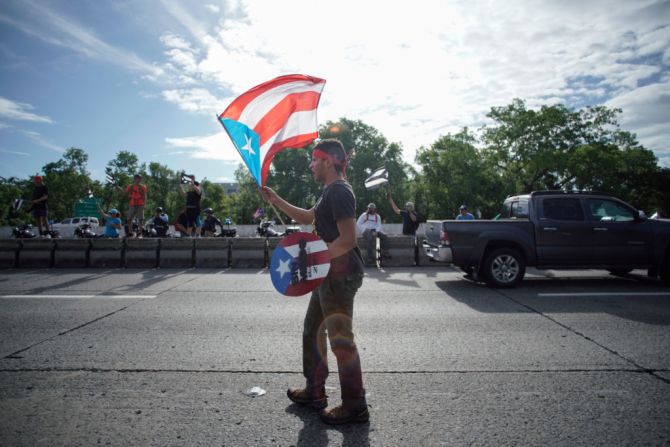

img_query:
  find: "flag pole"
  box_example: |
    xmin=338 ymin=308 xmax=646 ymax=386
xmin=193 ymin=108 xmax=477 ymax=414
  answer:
xmin=269 ymin=203 xmax=286 ymax=225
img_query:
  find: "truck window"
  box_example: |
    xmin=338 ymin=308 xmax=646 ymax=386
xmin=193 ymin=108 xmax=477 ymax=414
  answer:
xmin=511 ymin=199 xmax=529 ymax=218
xmin=586 ymin=199 xmax=635 ymax=222
xmin=541 ymin=198 xmax=584 ymax=221
xmin=500 ymin=199 xmax=529 ymax=219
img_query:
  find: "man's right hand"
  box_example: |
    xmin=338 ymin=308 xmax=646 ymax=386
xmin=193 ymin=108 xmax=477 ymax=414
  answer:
xmin=260 ymin=186 xmax=278 ymax=204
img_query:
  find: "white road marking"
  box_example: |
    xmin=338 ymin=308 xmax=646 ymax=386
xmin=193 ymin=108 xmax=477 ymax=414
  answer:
xmin=0 ymin=295 xmax=156 ymax=299
xmin=539 ymin=292 xmax=670 ymax=297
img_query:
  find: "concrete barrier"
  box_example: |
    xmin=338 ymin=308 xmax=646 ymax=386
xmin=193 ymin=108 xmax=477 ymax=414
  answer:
xmin=54 ymin=239 xmax=91 ymax=268
xmin=159 ymin=238 xmax=194 ymax=268
xmin=17 ymin=239 xmax=55 ymax=268
xmin=89 ymin=238 xmax=123 ymax=268
xmin=380 ymin=235 xmax=416 ymax=267
xmin=230 ymin=237 xmax=267 ymax=268
xmin=195 ymin=238 xmax=230 ymax=268
xmin=356 ymin=237 xmax=377 ymax=266
xmin=125 ymin=238 xmax=159 ymax=268
xmin=0 ymin=239 xmax=19 ymax=269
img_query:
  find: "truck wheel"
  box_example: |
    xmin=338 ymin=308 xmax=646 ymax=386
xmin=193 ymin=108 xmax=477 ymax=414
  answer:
xmin=607 ymin=268 xmax=633 ymax=276
xmin=483 ymin=248 xmax=525 ymax=288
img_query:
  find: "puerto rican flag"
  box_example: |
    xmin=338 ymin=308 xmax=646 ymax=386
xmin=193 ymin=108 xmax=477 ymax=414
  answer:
xmin=270 ymin=232 xmax=331 ymax=297
xmin=218 ymin=74 xmax=326 ymax=187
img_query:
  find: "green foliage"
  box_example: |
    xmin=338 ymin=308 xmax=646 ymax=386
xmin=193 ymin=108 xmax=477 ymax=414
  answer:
xmin=416 ymin=128 xmax=505 ymax=218
xmin=0 ymin=177 xmax=32 ymax=226
xmin=227 ymin=165 xmax=265 ymax=224
xmin=40 ymin=147 xmax=97 ymax=220
xmin=318 ymin=118 xmax=413 ymax=222
xmin=481 ymin=99 xmax=663 ymax=214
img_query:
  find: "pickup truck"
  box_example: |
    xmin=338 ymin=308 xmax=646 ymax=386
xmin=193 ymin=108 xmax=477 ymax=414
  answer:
xmin=423 ymin=191 xmax=670 ymax=287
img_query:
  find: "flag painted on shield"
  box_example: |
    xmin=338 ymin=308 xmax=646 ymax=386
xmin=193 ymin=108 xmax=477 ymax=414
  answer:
xmin=270 ymin=232 xmax=330 ymax=296
xmin=218 ymin=74 xmax=326 ymax=187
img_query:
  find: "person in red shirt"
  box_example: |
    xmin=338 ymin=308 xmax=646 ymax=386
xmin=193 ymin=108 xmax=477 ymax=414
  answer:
xmin=122 ymin=174 xmax=147 ymax=238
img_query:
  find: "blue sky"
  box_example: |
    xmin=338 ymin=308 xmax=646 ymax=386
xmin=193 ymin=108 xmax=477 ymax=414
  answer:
xmin=1 ymin=0 xmax=669 ymax=184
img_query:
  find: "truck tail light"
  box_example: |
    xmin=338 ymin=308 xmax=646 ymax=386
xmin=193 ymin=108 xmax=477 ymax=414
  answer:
xmin=440 ymin=228 xmax=450 ymax=244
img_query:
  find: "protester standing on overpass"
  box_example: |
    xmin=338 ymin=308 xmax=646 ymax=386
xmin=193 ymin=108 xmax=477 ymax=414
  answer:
xmin=388 ymin=191 xmax=421 ymax=236
xmin=121 ymin=174 xmax=147 ymax=238
xmin=178 ymin=175 xmax=202 ymax=238
xmin=30 ymin=175 xmax=49 ymax=236
xmin=261 ymin=138 xmax=369 ymax=425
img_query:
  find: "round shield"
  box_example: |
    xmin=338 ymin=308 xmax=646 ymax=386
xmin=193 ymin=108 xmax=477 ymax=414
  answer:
xmin=270 ymin=232 xmax=331 ymax=296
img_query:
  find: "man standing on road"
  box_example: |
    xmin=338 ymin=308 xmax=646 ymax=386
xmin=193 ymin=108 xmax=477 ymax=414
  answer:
xmin=261 ymin=139 xmax=368 ymax=425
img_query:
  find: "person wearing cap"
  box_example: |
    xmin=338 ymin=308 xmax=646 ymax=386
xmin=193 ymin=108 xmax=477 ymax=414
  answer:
xmin=356 ymin=202 xmax=390 ymax=265
xmin=30 ymin=175 xmax=49 ymax=235
xmin=261 ymin=138 xmax=369 ymax=425
xmin=456 ymin=204 xmax=475 ymax=220
xmin=388 ymin=191 xmax=422 ymax=236
xmin=98 ymin=205 xmax=122 ymax=238
xmin=145 ymin=207 xmax=169 ymax=237
xmin=122 ymin=174 xmax=147 ymax=238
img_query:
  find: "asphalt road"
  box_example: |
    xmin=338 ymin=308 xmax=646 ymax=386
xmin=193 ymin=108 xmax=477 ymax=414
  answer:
xmin=0 ymin=266 xmax=669 ymax=446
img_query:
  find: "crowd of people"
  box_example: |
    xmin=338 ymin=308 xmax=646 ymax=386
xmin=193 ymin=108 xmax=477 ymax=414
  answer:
xmin=26 ymin=169 xmax=476 ymax=241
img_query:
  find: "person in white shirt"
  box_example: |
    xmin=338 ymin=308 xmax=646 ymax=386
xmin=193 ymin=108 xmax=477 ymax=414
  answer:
xmin=356 ymin=203 xmax=389 ymax=265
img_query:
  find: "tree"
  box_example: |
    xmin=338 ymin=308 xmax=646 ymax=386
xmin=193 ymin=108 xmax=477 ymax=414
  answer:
xmin=102 ymin=151 xmax=146 ymax=213
xmin=0 ymin=176 xmax=32 ymax=226
xmin=481 ymin=99 xmax=662 ymax=212
xmin=318 ymin=118 xmax=412 ymax=222
xmin=227 ymin=165 xmax=266 ymax=224
xmin=416 ymin=128 xmax=504 ymax=218
xmin=145 ymin=162 xmax=181 ymax=220
xmin=266 ymin=147 xmax=319 ymax=212
xmin=40 ymin=147 xmax=98 ymax=220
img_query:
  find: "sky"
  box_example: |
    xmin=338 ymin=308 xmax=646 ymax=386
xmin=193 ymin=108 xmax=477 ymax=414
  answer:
xmin=0 ymin=0 xmax=669 ymax=184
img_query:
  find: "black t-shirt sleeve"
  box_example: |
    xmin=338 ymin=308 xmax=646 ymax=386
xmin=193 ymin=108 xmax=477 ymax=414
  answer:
xmin=330 ymin=184 xmax=356 ymax=222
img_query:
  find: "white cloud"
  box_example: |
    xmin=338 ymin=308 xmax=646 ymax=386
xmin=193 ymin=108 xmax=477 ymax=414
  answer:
xmin=164 ymin=131 xmax=241 ymax=162
xmin=20 ymin=130 xmax=63 ymax=153
xmin=154 ymin=0 xmax=669 ymax=166
xmin=205 ymin=4 xmax=220 ymax=14
xmin=1 ymin=0 xmax=163 ymax=78
xmin=0 ymin=97 xmax=53 ymax=123
xmin=161 ymin=88 xmax=225 ymax=114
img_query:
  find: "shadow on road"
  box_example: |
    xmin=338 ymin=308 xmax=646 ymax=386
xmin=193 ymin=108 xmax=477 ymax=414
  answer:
xmin=435 ymin=273 xmax=670 ymax=325
xmin=285 ymin=403 xmax=370 ymax=447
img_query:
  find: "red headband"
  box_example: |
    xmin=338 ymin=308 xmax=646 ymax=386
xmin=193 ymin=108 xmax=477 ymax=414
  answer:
xmin=312 ymin=149 xmax=347 ymax=172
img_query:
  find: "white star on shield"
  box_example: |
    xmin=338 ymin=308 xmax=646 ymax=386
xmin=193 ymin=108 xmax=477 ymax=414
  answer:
xmin=275 ymin=257 xmax=291 ymax=278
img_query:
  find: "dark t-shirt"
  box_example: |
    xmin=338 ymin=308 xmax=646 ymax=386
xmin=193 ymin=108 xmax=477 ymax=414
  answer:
xmin=313 ymin=180 xmax=364 ymax=278
xmin=400 ymin=210 xmax=420 ymax=235
xmin=32 ymin=185 xmax=48 ymax=210
xmin=186 ymin=190 xmax=201 ymax=209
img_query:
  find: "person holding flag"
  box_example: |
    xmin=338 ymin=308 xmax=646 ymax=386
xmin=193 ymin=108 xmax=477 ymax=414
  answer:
xmin=261 ymin=139 xmax=369 ymax=425
xmin=30 ymin=175 xmax=49 ymax=236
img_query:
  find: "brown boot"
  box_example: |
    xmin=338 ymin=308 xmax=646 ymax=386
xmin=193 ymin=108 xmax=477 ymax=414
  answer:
xmin=286 ymin=387 xmax=328 ymax=410
xmin=320 ymin=404 xmax=369 ymax=425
